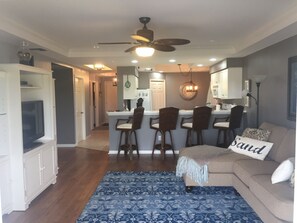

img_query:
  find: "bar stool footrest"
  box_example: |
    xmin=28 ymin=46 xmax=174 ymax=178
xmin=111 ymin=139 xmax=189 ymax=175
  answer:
xmin=119 ymin=144 xmax=137 ymax=152
xmin=154 ymin=144 xmax=172 ymax=151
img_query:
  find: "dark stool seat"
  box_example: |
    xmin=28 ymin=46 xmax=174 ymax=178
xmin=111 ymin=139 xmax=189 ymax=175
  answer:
xmin=150 ymin=107 xmax=179 ymax=159
xmin=213 ymin=105 xmax=244 ymax=148
xmin=181 ymin=106 xmax=212 ymax=147
xmin=116 ymin=107 xmax=144 ymax=159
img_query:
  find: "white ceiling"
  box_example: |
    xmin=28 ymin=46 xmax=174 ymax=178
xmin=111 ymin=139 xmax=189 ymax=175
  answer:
xmin=0 ymin=0 xmax=297 ymax=73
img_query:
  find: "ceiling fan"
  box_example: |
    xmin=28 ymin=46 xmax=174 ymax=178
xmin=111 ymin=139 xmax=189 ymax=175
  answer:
xmin=97 ymin=17 xmax=190 ymax=55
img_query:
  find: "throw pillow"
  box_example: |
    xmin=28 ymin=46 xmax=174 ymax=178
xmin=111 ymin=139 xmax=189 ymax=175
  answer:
xmin=271 ymin=157 xmax=295 ymax=184
xmin=290 ymin=170 xmax=295 ymax=188
xmin=228 ymin=136 xmax=273 ymax=160
xmin=242 ymin=128 xmax=271 ymax=141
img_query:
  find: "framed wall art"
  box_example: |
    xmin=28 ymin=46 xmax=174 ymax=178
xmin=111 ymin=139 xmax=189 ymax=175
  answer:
xmin=288 ymin=56 xmax=297 ymax=121
xmin=244 ymin=79 xmax=251 ymax=107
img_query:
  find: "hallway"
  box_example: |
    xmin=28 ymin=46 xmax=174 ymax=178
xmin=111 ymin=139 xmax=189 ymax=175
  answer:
xmin=77 ymin=125 xmax=109 ymax=152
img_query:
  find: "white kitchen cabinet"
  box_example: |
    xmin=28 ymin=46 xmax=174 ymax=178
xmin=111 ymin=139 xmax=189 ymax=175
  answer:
xmin=0 ymin=64 xmax=57 ymax=212
xmin=0 ymin=157 xmax=12 ymax=214
xmin=211 ymin=68 xmax=242 ymax=99
xmin=24 ymin=141 xmax=56 ymax=207
xmin=123 ymin=74 xmax=138 ymax=99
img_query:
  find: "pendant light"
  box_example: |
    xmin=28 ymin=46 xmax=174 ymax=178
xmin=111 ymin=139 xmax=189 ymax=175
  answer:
xmin=178 ymin=64 xmax=198 ymax=92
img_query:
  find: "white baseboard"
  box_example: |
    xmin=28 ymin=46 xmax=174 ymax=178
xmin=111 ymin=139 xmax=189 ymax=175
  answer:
xmin=57 ymin=144 xmax=76 ymax=147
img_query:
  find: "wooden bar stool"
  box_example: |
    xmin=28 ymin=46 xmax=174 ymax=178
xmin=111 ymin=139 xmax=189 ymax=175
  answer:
xmin=181 ymin=106 xmax=212 ymax=147
xmin=116 ymin=107 xmax=144 ymax=159
xmin=213 ymin=105 xmax=244 ymax=148
xmin=150 ymin=107 xmax=179 ymax=159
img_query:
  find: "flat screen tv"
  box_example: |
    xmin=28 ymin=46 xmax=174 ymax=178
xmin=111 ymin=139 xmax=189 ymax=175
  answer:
xmin=21 ymin=100 xmax=45 ymax=149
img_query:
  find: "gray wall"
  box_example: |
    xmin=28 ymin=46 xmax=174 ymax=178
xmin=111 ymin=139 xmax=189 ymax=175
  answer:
xmin=0 ymin=41 xmax=18 ymax=63
xmin=243 ymin=35 xmax=297 ymax=128
xmin=52 ymin=63 xmax=76 ymax=144
xmin=165 ymin=71 xmax=210 ymax=109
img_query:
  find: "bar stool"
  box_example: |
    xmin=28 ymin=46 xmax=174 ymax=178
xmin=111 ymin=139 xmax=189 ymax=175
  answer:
xmin=116 ymin=107 xmax=144 ymax=159
xmin=181 ymin=106 xmax=212 ymax=147
xmin=150 ymin=107 xmax=179 ymax=159
xmin=213 ymin=105 xmax=244 ymax=148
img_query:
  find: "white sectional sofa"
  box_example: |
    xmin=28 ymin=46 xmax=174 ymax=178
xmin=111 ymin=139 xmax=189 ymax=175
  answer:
xmin=178 ymin=122 xmax=295 ymax=223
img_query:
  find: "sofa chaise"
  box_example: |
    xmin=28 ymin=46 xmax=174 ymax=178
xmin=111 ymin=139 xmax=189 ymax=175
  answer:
xmin=178 ymin=122 xmax=295 ymax=223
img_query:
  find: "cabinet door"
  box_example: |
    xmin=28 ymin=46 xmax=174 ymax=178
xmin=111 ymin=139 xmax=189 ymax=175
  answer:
xmin=0 ymin=159 xmax=11 ymax=214
xmin=219 ymin=69 xmax=228 ymax=98
xmin=24 ymin=153 xmax=42 ymax=201
xmin=41 ymin=145 xmax=55 ymax=185
xmin=211 ymin=72 xmax=219 ymax=86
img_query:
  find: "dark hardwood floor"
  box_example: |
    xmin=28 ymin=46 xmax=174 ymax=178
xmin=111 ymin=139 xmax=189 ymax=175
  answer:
xmin=3 ymin=148 xmax=177 ymax=223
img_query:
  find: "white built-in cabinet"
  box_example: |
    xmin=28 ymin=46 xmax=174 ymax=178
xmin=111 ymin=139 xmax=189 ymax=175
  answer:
xmin=0 ymin=64 xmax=57 ymax=215
xmin=211 ymin=67 xmax=242 ymax=99
xmin=23 ymin=141 xmax=56 ymax=203
xmin=0 ymin=157 xmax=11 ymax=215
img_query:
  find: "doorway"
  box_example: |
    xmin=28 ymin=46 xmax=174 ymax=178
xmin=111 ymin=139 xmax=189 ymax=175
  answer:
xmin=104 ymin=80 xmax=117 ymax=123
xmin=75 ymin=77 xmax=86 ymax=143
xmin=150 ymin=79 xmax=166 ymax=110
xmin=90 ymin=81 xmax=99 ymax=129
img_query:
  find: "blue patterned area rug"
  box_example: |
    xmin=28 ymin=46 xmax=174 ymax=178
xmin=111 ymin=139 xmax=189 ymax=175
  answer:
xmin=77 ymin=171 xmax=263 ymax=223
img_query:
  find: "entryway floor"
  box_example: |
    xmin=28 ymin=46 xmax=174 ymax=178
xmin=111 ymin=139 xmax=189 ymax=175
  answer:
xmin=77 ymin=125 xmax=109 ymax=152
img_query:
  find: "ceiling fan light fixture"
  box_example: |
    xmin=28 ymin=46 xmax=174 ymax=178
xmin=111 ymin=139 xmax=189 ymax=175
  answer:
xmin=135 ymin=46 xmax=155 ymax=57
xmin=131 ymin=34 xmax=150 ymax=42
xmin=85 ymin=64 xmax=112 ymax=71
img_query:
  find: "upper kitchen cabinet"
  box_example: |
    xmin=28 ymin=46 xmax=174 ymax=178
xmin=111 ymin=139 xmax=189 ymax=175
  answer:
xmin=219 ymin=68 xmax=242 ymax=99
xmin=210 ymin=58 xmax=243 ymax=99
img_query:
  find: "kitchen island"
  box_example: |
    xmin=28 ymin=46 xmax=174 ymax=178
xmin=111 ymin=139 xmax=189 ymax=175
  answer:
xmin=107 ymin=109 xmax=247 ymax=154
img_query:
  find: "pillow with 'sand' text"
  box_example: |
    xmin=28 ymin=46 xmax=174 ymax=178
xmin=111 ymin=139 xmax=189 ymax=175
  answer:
xmin=228 ymin=136 xmax=273 ymax=160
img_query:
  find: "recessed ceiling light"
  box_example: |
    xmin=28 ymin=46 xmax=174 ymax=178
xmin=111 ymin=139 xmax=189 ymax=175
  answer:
xmin=131 ymin=60 xmax=138 ymax=64
xmin=85 ymin=64 xmax=112 ymax=71
xmin=197 ymin=64 xmax=203 ymax=67
xmin=169 ymin=59 xmax=176 ymax=63
xmin=209 ymin=58 xmax=217 ymax=62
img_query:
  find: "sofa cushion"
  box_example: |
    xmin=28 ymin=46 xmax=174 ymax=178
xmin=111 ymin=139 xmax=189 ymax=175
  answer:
xmin=259 ymin=122 xmax=288 ymax=160
xmin=233 ymin=159 xmax=279 ymax=187
xmin=207 ymin=152 xmax=252 ymax=173
xmin=249 ymin=174 xmax=294 ymax=222
xmin=290 ymin=170 xmax=295 ymax=188
xmin=179 ymin=145 xmax=251 ymax=174
xmin=273 ymin=129 xmax=296 ymax=163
